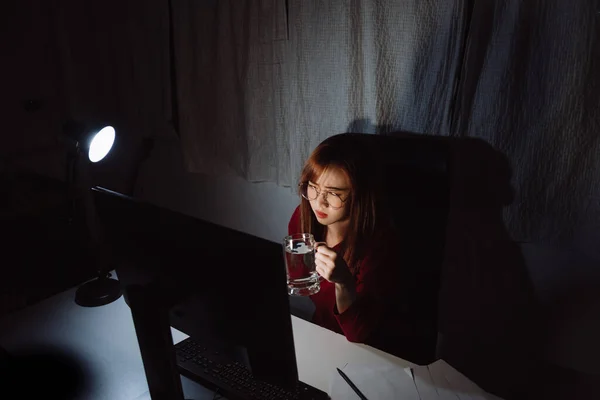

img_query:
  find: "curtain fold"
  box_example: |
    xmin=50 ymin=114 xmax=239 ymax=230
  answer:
xmin=172 ymin=0 xmax=467 ymax=185
xmin=172 ymin=0 xmax=600 ymax=244
xmin=454 ymin=1 xmax=600 ymax=242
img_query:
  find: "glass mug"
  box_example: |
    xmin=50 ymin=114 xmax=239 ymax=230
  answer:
xmin=283 ymin=233 xmax=320 ymax=296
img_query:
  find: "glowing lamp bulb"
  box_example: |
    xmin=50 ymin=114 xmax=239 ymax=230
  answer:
xmin=88 ymin=126 xmax=115 ymax=163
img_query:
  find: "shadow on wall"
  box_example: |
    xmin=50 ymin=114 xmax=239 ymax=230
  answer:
xmin=436 ymin=136 xmax=539 ymax=400
xmin=438 ymin=135 xmax=600 ymax=399
xmin=347 ymin=119 xmax=540 ymax=399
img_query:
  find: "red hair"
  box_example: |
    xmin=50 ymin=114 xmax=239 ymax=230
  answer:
xmin=298 ymin=134 xmax=386 ymax=273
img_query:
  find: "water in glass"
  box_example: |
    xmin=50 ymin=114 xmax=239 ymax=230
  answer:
xmin=283 ymin=234 xmax=320 ymax=296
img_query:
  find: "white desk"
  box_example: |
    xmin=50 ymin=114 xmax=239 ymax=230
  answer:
xmin=0 ymin=276 xmax=497 ymax=400
xmin=169 ymin=315 xmax=417 ymax=395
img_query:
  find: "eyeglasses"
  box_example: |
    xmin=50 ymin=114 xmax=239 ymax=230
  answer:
xmin=299 ymin=182 xmax=348 ymax=209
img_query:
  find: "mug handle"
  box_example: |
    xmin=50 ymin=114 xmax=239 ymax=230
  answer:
xmin=313 ymin=242 xmax=327 ymax=281
xmin=314 ymin=241 xmax=327 ymax=250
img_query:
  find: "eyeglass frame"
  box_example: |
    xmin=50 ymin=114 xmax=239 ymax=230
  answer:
xmin=298 ymin=182 xmax=350 ymax=210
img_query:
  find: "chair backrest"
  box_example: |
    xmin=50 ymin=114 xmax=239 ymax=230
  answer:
xmin=334 ymin=132 xmax=452 ymax=364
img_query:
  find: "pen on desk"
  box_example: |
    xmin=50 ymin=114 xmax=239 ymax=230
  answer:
xmin=336 ymin=367 xmax=368 ymax=400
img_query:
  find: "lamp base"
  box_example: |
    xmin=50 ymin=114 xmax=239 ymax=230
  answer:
xmin=75 ymin=275 xmax=122 ymax=307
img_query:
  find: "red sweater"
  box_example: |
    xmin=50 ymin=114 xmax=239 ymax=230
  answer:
xmin=288 ymin=206 xmax=413 ymax=347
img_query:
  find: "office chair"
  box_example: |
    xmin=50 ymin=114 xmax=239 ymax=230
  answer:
xmin=334 ymin=132 xmax=452 ymax=365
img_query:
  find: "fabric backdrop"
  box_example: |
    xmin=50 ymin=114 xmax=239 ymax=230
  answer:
xmin=171 ymin=0 xmax=600 ymax=244
xmin=453 ymin=1 xmax=600 ymax=243
xmin=171 ymin=0 xmax=466 ymax=180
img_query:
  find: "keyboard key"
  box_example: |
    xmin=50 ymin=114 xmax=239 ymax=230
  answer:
xmin=175 ymin=338 xmax=329 ymax=400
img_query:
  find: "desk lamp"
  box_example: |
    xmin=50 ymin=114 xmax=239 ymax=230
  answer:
xmin=63 ymin=120 xmax=122 ymax=307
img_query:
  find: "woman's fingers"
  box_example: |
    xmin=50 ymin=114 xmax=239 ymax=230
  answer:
xmin=315 ymin=258 xmax=332 ymax=280
xmin=315 ymin=257 xmax=328 ymax=270
xmin=315 ymin=265 xmax=325 ymax=277
xmin=314 ymin=251 xmax=326 ymax=262
xmin=315 ymin=244 xmax=335 ymax=257
xmin=315 ymin=245 xmax=344 ymax=283
xmin=315 ymin=262 xmax=324 ymax=276
xmin=315 ymin=251 xmax=335 ymax=268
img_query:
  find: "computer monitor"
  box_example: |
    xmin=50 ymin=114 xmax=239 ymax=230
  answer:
xmin=91 ymin=187 xmax=299 ymax=397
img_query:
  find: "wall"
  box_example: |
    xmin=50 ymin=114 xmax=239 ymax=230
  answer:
xmin=1 ymin=0 xmax=170 ymax=197
xmin=520 ymin=243 xmax=600 ymax=375
xmin=134 ymin=132 xmax=299 ymax=243
xmin=1 ymin=1 xmax=68 ymax=181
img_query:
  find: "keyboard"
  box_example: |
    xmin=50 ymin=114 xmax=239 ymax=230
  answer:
xmin=175 ymin=338 xmax=330 ymax=400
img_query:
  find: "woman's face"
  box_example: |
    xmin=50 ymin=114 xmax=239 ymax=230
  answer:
xmin=308 ymin=167 xmax=351 ymax=227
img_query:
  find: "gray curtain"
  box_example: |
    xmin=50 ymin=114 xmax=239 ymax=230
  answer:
xmin=452 ymin=1 xmax=600 ymax=244
xmin=171 ymin=0 xmax=466 ymax=183
xmin=172 ymin=0 xmax=600 ymax=246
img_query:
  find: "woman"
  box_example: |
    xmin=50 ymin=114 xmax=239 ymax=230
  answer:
xmin=288 ymin=134 xmax=414 ymax=351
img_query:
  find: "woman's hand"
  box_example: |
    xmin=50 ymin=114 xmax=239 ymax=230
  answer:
xmin=315 ymin=243 xmax=357 ymax=313
xmin=314 ymin=243 xmax=353 ymax=285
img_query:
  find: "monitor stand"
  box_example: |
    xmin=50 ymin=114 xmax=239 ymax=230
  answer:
xmin=126 ymin=283 xmax=191 ymax=400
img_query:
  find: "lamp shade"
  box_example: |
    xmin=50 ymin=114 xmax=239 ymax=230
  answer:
xmin=88 ymin=126 xmax=115 ymax=162
xmin=63 ymin=120 xmax=116 ymax=163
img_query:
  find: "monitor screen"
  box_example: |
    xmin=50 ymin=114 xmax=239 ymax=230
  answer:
xmin=91 ymin=187 xmax=298 ymax=394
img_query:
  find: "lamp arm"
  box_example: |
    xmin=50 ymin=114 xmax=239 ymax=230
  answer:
xmin=75 ymin=154 xmax=111 ymax=277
